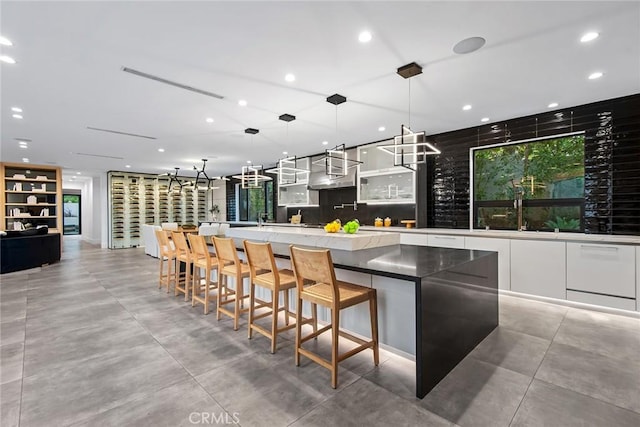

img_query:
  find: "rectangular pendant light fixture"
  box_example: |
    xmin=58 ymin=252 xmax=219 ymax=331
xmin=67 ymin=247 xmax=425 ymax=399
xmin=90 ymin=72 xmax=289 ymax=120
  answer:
xmin=378 ymin=125 xmax=440 ymax=171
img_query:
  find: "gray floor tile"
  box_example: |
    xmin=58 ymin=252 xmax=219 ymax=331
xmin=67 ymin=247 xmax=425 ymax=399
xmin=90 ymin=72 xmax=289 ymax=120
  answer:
xmin=0 ymin=318 xmax=26 ymax=346
xmin=554 ymin=308 xmax=640 ymax=363
xmin=23 ymin=318 xmax=155 ymax=377
xmin=0 ymin=379 xmax=22 ymax=427
xmin=535 ymin=341 xmax=640 ymax=413
xmin=0 ymin=342 xmax=24 ymax=384
xmin=292 ymin=378 xmax=454 ymax=427
xmin=157 ymin=326 xmax=255 ymax=377
xmin=0 ymin=297 xmax=26 ymax=322
xmin=196 ymin=350 xmax=359 ymax=427
xmin=499 ymin=295 xmax=567 ymax=340
xmin=420 ymin=357 xmax=531 ymax=427
xmin=363 ymin=352 xmax=417 ymax=401
xmin=71 ymin=379 xmax=226 ymax=427
xmin=468 ymin=327 xmax=550 ymax=376
xmin=512 ymin=379 xmax=640 ymax=427
xmin=25 ymin=301 xmax=133 ymax=337
xmin=20 ymin=342 xmax=190 ymax=427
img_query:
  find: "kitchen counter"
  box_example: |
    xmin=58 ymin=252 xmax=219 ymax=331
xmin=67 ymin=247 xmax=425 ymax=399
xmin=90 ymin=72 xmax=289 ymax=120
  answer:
xmin=226 ymin=226 xmax=400 ymax=251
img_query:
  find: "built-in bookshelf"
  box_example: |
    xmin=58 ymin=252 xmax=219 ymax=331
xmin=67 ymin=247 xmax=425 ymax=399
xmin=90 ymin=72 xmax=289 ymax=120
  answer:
xmin=1 ymin=163 xmax=62 ymax=233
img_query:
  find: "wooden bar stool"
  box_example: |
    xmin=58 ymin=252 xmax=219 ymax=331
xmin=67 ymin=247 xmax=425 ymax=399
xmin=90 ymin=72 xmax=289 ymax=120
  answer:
xmin=212 ymin=236 xmax=251 ymax=330
xmin=171 ymin=231 xmax=192 ymax=301
xmin=243 ymin=240 xmax=315 ymax=353
xmin=289 ymin=245 xmax=379 ymax=389
xmin=187 ymin=234 xmax=219 ymax=315
xmin=154 ymin=229 xmax=177 ymax=293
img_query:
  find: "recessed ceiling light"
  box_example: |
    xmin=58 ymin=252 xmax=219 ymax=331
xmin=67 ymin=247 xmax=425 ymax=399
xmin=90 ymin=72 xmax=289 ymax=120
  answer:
xmin=580 ymin=32 xmax=599 ymax=43
xmin=453 ymin=37 xmax=486 ymax=54
xmin=125 ymin=165 xmax=131 ymax=168
xmin=322 ymin=141 xmax=328 ymax=145
xmin=358 ymin=31 xmax=372 ymax=43
xmin=462 ymin=104 xmax=472 ymax=111
xmin=76 ymin=172 xmax=81 ymax=175
xmin=548 ymin=102 xmax=559 ymax=108
xmin=0 ymin=36 xmax=12 ymax=46
xmin=588 ymin=71 xmax=603 ymax=80
xmin=206 ymin=117 xmax=214 ymax=123
xmin=246 ymin=160 xmax=252 ymax=164
xmin=282 ymin=151 xmax=288 ymax=155
xmin=378 ymin=126 xmax=385 ymax=132
xmin=238 ymin=99 xmax=247 ymax=107
xmin=12 ymin=114 xmax=23 ymax=119
xmin=0 ymin=55 xmax=16 ymax=64
xmin=362 ymin=151 xmax=368 ymax=154
xmin=22 ymin=158 xmax=29 ymax=163
xmin=158 ymin=148 xmax=165 ymax=152
xmin=284 ymin=73 xmax=296 ymax=82
xmin=19 ymin=144 xmax=28 ymax=149
xmin=11 ymin=107 xmax=22 ymax=113
xmin=481 ymin=117 xmax=490 ymax=122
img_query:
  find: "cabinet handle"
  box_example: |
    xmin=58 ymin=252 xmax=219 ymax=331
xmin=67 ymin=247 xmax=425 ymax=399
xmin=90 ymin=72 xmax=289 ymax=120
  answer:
xmin=580 ymin=244 xmax=618 ymax=251
xmin=433 ymin=236 xmax=456 ymax=240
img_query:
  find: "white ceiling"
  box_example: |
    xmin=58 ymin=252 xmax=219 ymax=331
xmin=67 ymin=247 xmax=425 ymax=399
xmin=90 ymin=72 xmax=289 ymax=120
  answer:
xmin=1 ymin=1 xmax=639 ymax=179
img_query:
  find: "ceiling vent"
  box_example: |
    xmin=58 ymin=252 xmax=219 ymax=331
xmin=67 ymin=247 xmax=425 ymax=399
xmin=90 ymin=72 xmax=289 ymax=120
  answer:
xmin=87 ymin=126 xmax=156 ymax=140
xmin=74 ymin=152 xmax=124 ymax=160
xmin=122 ymin=67 xmax=224 ymax=100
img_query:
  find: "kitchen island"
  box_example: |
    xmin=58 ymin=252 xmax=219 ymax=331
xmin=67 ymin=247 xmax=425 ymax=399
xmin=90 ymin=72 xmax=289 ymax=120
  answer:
xmin=226 ymin=226 xmax=498 ymax=398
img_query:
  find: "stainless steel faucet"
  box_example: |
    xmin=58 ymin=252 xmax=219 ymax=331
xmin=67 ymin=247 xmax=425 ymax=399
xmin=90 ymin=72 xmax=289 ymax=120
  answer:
xmin=513 ymin=186 xmax=524 ymax=231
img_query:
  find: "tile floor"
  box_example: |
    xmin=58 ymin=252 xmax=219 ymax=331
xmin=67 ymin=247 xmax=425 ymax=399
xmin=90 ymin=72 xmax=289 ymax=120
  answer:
xmin=1 ymin=238 xmax=639 ymax=427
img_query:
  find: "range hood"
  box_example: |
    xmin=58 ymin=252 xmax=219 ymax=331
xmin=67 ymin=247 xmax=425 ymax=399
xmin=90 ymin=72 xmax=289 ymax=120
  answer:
xmin=306 ymin=149 xmax=357 ymax=190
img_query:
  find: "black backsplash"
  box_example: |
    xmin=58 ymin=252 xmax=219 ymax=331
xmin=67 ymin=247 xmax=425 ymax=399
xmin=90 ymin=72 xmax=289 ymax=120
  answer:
xmin=232 ymin=94 xmax=640 ymax=235
xmin=426 ymin=94 xmax=640 ymax=235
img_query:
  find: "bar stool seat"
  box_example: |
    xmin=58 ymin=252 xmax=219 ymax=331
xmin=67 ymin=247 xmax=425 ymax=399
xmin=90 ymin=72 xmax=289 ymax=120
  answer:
xmin=244 ymin=240 xmax=315 ymax=353
xmin=289 ymin=245 xmax=379 ymax=389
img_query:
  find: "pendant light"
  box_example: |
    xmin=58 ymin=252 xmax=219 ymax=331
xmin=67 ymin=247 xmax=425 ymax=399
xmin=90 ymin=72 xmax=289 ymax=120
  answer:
xmin=378 ymin=62 xmax=440 ymax=171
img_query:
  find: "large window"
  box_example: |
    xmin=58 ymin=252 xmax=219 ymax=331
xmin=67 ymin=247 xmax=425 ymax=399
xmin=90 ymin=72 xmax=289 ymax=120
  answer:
xmin=472 ymin=132 xmax=585 ymax=231
xmin=237 ymin=181 xmax=275 ymax=222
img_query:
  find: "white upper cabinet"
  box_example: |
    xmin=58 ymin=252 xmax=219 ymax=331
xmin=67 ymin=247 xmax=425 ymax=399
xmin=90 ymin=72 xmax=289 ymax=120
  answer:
xmin=357 ymin=141 xmax=415 ymax=204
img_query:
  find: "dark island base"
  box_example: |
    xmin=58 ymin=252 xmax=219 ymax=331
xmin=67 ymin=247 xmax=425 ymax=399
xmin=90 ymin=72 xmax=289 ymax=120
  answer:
xmin=417 ymin=252 xmax=499 ymax=397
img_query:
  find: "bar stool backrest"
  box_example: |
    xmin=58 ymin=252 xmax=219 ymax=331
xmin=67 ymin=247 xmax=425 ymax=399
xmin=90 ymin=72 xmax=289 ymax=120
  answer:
xmin=243 ymin=240 xmax=277 ymax=278
xmin=154 ymin=229 xmax=173 ymax=258
xmin=212 ymin=236 xmax=240 ymax=265
xmin=187 ymin=234 xmax=207 ymax=259
xmin=289 ymin=246 xmax=338 ymax=300
xmin=172 ymin=231 xmax=191 ymax=260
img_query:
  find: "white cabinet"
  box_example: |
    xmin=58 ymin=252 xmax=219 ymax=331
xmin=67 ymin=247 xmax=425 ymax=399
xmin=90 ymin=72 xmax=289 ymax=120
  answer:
xmin=465 ymin=236 xmax=511 ymax=290
xmin=277 ymin=183 xmax=318 ymax=207
xmin=567 ymin=290 xmax=636 ymax=311
xmin=427 ymin=234 xmax=465 ymax=249
xmin=357 ymin=141 xmax=415 ymax=204
xmin=400 ymin=233 xmax=428 ymax=246
xmin=277 ymin=158 xmax=318 ymax=207
xmin=566 ymin=243 xmax=635 ymax=298
xmin=637 ymin=247 xmax=640 ymax=312
xmin=510 ymin=240 xmax=566 ymax=299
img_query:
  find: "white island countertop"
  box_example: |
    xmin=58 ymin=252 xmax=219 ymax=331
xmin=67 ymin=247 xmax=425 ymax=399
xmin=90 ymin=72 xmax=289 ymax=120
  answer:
xmin=225 ymin=226 xmax=400 ymax=251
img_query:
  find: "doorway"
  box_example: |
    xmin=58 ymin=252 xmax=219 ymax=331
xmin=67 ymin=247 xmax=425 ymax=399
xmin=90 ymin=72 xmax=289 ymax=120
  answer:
xmin=63 ymin=194 xmax=81 ymax=235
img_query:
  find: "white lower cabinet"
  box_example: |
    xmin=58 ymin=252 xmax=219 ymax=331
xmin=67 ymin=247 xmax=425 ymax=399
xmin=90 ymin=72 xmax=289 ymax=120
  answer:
xmin=510 ymin=240 xmax=566 ymax=299
xmin=400 ymin=233 xmax=428 ymax=246
xmin=427 ymin=234 xmax=465 ymax=249
xmin=566 ymin=242 xmax=636 ymax=298
xmin=371 ymin=276 xmax=416 ymax=356
xmin=465 ymin=236 xmax=511 ymax=290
